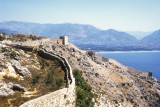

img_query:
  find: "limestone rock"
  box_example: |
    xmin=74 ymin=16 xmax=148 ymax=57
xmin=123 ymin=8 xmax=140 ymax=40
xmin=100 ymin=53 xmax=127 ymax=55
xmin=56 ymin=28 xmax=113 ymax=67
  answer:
xmin=0 ymin=82 xmax=15 ymax=96
xmin=0 ymin=87 xmax=15 ymax=96
xmin=11 ymin=59 xmax=32 ymax=77
xmin=4 ymin=62 xmax=18 ymax=78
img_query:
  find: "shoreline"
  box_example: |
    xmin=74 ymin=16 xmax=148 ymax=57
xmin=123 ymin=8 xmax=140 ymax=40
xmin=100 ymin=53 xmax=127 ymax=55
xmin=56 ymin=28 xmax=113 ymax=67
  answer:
xmin=95 ymin=50 xmax=160 ymax=54
xmin=96 ymin=50 xmax=160 ymax=81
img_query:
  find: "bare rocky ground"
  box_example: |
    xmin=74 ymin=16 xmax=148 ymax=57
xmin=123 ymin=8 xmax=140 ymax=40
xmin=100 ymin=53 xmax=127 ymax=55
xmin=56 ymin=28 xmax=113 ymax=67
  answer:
xmin=0 ymin=34 xmax=160 ymax=107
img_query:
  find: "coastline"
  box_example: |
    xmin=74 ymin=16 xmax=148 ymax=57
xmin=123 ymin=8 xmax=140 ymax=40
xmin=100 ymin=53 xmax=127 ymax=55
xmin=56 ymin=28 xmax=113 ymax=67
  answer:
xmin=96 ymin=50 xmax=160 ymax=81
xmin=95 ymin=50 xmax=160 ymax=54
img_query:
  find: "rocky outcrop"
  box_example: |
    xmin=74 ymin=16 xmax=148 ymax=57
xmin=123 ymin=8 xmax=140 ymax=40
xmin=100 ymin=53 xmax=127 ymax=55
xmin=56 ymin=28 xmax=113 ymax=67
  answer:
xmin=0 ymin=87 xmax=14 ymax=96
xmin=0 ymin=82 xmax=15 ymax=96
xmin=0 ymin=62 xmax=18 ymax=79
xmin=11 ymin=59 xmax=32 ymax=77
xmin=0 ymin=81 xmax=28 ymax=97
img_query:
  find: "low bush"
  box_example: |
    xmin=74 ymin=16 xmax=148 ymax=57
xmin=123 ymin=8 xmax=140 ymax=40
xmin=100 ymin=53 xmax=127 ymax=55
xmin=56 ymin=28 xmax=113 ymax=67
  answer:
xmin=45 ymin=71 xmax=63 ymax=90
xmin=73 ymin=69 xmax=94 ymax=107
xmin=0 ymin=47 xmax=10 ymax=53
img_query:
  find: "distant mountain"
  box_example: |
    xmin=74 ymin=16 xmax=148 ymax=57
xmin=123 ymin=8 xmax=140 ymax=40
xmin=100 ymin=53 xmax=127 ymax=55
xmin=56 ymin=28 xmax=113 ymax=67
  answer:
xmin=0 ymin=21 xmax=160 ymax=50
xmin=0 ymin=21 xmax=100 ymax=42
xmin=126 ymin=31 xmax=152 ymax=40
xmin=82 ymin=29 xmax=138 ymax=46
xmin=0 ymin=21 xmax=137 ymax=45
xmin=141 ymin=30 xmax=160 ymax=46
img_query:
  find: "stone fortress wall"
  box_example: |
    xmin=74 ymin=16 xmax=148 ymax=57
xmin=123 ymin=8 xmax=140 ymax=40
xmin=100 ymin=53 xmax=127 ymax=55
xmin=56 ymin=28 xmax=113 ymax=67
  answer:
xmin=19 ymin=48 xmax=76 ymax=107
xmin=5 ymin=36 xmax=76 ymax=107
xmin=20 ymin=50 xmax=76 ymax=107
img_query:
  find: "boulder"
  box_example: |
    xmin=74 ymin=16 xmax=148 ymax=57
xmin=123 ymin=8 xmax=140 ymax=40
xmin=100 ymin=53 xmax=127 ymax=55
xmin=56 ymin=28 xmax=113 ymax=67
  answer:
xmin=0 ymin=82 xmax=15 ymax=96
xmin=11 ymin=60 xmax=32 ymax=77
xmin=4 ymin=62 xmax=18 ymax=78
xmin=0 ymin=87 xmax=15 ymax=96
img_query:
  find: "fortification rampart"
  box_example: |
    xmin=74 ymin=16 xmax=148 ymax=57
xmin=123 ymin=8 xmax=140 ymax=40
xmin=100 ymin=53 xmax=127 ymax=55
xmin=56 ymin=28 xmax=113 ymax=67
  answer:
xmin=20 ymin=81 xmax=75 ymax=107
xmin=9 ymin=45 xmax=76 ymax=107
xmin=37 ymin=49 xmax=73 ymax=85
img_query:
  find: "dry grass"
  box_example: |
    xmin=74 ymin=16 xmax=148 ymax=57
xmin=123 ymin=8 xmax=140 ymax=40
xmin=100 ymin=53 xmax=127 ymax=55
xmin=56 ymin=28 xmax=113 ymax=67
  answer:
xmin=110 ymin=73 xmax=123 ymax=83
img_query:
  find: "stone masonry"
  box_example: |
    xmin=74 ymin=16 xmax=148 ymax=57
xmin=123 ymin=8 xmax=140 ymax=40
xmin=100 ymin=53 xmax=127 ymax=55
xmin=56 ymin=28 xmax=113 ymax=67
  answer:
xmin=6 ymin=46 xmax=76 ymax=107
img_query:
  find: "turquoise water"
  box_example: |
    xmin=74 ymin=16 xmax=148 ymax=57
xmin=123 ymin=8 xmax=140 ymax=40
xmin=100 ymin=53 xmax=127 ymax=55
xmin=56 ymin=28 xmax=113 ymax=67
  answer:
xmin=97 ymin=51 xmax=160 ymax=80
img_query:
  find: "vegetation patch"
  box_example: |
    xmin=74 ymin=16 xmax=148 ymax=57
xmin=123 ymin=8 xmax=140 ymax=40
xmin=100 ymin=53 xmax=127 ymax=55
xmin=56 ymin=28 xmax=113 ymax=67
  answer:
xmin=31 ymin=75 xmax=40 ymax=85
xmin=45 ymin=70 xmax=63 ymax=90
xmin=73 ymin=69 xmax=94 ymax=107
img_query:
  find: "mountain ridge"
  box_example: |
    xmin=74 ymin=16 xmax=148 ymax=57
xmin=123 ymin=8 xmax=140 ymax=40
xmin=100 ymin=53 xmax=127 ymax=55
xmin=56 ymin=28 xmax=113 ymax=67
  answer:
xmin=141 ymin=30 xmax=160 ymax=45
xmin=0 ymin=21 xmax=160 ymax=50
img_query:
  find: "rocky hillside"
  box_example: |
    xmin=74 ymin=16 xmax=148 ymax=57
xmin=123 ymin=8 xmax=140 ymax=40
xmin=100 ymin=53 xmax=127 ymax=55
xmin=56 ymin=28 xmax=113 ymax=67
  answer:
xmin=0 ymin=34 xmax=160 ymax=107
xmin=0 ymin=35 xmax=66 ymax=106
xmin=43 ymin=38 xmax=160 ymax=107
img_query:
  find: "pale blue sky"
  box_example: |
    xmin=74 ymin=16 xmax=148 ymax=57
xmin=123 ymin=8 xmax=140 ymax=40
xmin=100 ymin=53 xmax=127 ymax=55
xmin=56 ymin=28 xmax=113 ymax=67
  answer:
xmin=0 ymin=0 xmax=160 ymax=31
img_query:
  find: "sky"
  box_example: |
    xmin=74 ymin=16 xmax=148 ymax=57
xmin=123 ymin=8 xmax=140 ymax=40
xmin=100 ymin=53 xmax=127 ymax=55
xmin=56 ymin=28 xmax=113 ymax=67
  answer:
xmin=0 ymin=0 xmax=160 ymax=31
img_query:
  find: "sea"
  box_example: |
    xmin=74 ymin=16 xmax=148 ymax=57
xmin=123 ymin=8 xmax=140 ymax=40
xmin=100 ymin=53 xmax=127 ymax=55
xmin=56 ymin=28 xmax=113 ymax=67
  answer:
xmin=96 ymin=51 xmax=160 ymax=81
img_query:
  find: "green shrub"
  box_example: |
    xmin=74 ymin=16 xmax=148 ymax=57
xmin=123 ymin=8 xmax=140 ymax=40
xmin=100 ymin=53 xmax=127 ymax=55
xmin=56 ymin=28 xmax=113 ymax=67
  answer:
xmin=73 ymin=69 xmax=94 ymax=107
xmin=45 ymin=71 xmax=53 ymax=84
xmin=45 ymin=71 xmax=63 ymax=90
xmin=0 ymin=47 xmax=10 ymax=53
xmin=10 ymin=50 xmax=18 ymax=58
xmin=55 ymin=78 xmax=63 ymax=88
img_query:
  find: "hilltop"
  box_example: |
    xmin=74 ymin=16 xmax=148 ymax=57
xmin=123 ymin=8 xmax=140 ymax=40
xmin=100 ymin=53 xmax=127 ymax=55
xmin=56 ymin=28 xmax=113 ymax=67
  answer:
xmin=0 ymin=34 xmax=160 ymax=107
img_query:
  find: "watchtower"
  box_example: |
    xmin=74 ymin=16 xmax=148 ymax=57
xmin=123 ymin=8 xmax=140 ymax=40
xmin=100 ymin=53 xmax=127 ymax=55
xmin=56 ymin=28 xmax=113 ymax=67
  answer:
xmin=60 ymin=36 xmax=68 ymax=45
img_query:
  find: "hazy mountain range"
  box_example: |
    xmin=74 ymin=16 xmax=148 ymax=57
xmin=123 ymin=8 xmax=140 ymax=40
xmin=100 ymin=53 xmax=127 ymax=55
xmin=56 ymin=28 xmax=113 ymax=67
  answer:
xmin=0 ymin=21 xmax=160 ymax=51
xmin=126 ymin=31 xmax=152 ymax=40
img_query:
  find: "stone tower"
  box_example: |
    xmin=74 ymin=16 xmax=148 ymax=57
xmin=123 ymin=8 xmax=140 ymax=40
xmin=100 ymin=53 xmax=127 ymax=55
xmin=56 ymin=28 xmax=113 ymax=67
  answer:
xmin=60 ymin=36 xmax=68 ymax=45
